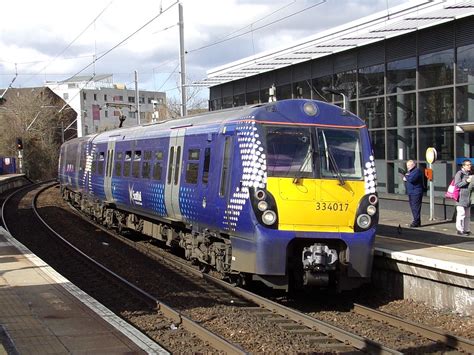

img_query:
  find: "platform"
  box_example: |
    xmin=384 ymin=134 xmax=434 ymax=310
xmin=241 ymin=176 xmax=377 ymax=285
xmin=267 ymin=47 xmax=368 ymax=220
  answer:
xmin=0 ymin=174 xmax=30 ymax=194
xmin=374 ymin=207 xmax=473 ymax=315
xmin=0 ymin=227 xmax=168 ymax=354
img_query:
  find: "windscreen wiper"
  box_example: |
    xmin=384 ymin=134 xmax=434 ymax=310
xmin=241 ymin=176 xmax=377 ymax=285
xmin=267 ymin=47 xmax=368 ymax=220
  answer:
xmin=293 ymin=146 xmax=314 ymax=184
xmin=327 ymin=146 xmax=345 ymax=186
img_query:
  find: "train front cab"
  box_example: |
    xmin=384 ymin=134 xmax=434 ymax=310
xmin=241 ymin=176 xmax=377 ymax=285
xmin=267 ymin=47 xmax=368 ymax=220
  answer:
xmin=230 ymin=119 xmax=378 ymax=291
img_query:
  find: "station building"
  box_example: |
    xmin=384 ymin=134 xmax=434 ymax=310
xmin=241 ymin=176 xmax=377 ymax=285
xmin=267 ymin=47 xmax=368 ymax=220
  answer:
xmin=198 ymin=0 xmax=474 ymax=198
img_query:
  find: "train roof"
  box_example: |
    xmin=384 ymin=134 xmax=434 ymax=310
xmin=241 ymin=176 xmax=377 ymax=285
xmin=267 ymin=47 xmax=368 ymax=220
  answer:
xmin=63 ymin=99 xmax=365 ymax=146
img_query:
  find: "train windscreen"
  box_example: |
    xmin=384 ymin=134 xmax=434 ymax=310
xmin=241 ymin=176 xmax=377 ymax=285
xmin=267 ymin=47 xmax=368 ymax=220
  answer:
xmin=264 ymin=125 xmax=363 ymax=179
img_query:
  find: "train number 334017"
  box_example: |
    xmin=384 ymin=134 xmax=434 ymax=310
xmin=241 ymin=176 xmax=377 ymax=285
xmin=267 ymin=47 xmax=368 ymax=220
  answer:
xmin=315 ymin=202 xmax=349 ymax=211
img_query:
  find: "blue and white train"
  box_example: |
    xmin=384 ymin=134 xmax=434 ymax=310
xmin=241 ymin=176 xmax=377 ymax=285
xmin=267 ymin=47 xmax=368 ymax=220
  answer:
xmin=58 ymin=99 xmax=378 ymax=291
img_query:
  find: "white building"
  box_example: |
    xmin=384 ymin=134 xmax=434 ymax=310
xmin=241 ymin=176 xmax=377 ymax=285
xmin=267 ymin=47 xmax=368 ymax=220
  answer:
xmin=46 ymin=74 xmax=166 ymax=137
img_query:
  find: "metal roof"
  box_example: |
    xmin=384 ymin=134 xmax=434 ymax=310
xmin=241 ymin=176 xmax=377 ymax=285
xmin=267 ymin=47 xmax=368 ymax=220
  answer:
xmin=195 ymin=0 xmax=474 ymax=87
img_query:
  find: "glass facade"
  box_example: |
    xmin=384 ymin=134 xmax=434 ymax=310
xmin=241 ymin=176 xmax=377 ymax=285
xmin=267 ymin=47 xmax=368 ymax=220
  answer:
xmin=209 ymin=19 xmax=474 ymax=198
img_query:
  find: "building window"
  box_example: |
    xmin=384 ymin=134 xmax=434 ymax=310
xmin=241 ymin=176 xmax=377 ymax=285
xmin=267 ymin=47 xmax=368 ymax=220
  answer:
xmin=312 ymin=75 xmax=332 ymax=101
xmin=139 ymin=97 xmax=145 ymax=104
xmin=386 ymin=57 xmax=416 ymax=94
xmin=418 ymin=49 xmax=454 ymax=89
xmin=105 ymin=110 xmax=108 ymax=118
xmin=387 ymin=128 xmax=416 ymax=160
xmin=358 ymin=63 xmax=384 ymax=98
xmin=83 ymin=92 xmax=87 ymax=100
xmin=359 ymin=98 xmax=384 ymax=129
xmin=148 ymin=97 xmax=154 ymax=104
xmin=128 ymin=96 xmax=135 ymax=103
xmin=369 ymin=130 xmax=385 ymax=159
xmin=457 ymin=43 xmax=474 ymax=84
xmin=222 ymin=96 xmax=233 ymax=109
xmin=386 ymin=93 xmax=416 ymax=127
xmin=94 ymin=93 xmax=97 ymax=101
xmin=333 ymin=69 xmax=357 ymax=99
xmin=293 ymin=82 xmax=311 ymax=99
xmin=419 ymin=88 xmax=453 ymax=125
xmin=233 ymin=93 xmax=245 ymax=107
xmin=246 ymin=91 xmax=260 ymax=105
xmin=129 ymin=111 xmax=136 ymax=118
xmin=456 ymin=85 xmax=474 ymax=123
xmin=104 ymin=94 xmax=107 ymax=101
xmin=418 ymin=126 xmax=454 ymax=161
xmin=276 ymin=84 xmax=292 ymax=100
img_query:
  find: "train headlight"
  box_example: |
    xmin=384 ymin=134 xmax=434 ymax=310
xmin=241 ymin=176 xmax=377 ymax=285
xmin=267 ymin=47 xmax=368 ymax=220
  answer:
xmin=303 ymin=102 xmax=318 ymax=116
xmin=366 ymin=205 xmax=377 ymax=216
xmin=356 ymin=214 xmax=371 ymax=229
xmin=257 ymin=200 xmax=268 ymax=211
xmin=262 ymin=210 xmax=277 ymax=225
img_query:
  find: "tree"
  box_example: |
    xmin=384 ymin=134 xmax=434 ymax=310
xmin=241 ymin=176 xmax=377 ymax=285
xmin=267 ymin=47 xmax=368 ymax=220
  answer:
xmin=163 ymin=78 xmax=208 ymax=119
xmin=0 ymin=88 xmax=76 ymax=180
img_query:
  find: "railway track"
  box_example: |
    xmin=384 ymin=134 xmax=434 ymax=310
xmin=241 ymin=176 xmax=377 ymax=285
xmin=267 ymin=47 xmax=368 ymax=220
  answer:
xmin=3 ymin=182 xmax=473 ymax=353
xmin=1 ymin=182 xmax=244 ymax=354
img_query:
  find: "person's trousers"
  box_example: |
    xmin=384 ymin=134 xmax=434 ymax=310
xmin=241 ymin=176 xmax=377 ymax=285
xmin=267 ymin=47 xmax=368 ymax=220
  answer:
xmin=456 ymin=205 xmax=471 ymax=233
xmin=408 ymin=193 xmax=423 ymax=225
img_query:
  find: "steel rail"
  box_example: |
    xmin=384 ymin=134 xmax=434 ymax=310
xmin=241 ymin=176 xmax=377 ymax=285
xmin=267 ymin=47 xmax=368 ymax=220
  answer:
xmin=353 ymin=303 xmax=474 ymax=353
xmin=66 ymin=191 xmax=401 ymax=354
xmin=31 ymin=183 xmax=245 ymax=355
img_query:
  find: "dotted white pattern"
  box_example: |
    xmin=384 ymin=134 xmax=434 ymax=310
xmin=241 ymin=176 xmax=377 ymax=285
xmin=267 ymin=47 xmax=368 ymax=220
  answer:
xmin=180 ymin=186 xmax=199 ymax=222
xmin=364 ymin=155 xmax=377 ymax=194
xmin=223 ymin=119 xmax=267 ymax=231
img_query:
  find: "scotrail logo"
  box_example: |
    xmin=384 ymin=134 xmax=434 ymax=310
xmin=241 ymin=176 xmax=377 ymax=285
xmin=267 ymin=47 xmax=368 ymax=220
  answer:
xmin=128 ymin=184 xmax=143 ymax=206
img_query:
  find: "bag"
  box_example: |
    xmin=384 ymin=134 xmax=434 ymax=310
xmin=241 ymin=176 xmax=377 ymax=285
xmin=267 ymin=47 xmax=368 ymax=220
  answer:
xmin=420 ymin=168 xmax=428 ymax=192
xmin=445 ymin=178 xmax=460 ymax=201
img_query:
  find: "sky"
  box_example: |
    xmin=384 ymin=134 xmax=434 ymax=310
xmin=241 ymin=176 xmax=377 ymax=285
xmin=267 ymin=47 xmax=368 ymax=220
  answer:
xmin=0 ymin=0 xmax=411 ymax=104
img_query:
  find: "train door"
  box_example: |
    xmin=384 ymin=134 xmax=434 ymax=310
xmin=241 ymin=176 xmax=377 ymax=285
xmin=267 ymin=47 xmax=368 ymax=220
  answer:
xmin=104 ymin=139 xmax=116 ymax=203
xmin=164 ymin=128 xmax=185 ymax=220
xmin=216 ymin=134 xmax=234 ymax=227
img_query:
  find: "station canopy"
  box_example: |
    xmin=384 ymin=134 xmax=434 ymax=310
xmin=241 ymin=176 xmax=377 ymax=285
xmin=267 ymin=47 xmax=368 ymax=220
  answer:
xmin=194 ymin=0 xmax=474 ymax=87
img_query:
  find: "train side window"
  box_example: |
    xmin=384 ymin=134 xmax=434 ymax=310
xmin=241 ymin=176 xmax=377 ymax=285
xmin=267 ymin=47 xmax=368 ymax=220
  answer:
xmin=185 ymin=163 xmax=199 ymax=184
xmin=185 ymin=148 xmax=200 ymax=184
xmin=188 ymin=149 xmax=200 ymax=160
xmin=98 ymin=152 xmax=105 ymax=175
xmin=202 ymin=147 xmax=211 ymax=184
xmin=115 ymin=162 xmax=122 ymax=176
xmin=142 ymin=161 xmax=150 ymax=178
xmin=132 ymin=151 xmax=141 ymax=178
xmin=115 ymin=152 xmax=123 ymax=177
xmin=219 ymin=137 xmax=232 ymax=197
xmin=155 ymin=150 xmax=163 ymax=160
xmin=174 ymin=146 xmax=181 ymax=185
xmin=123 ymin=150 xmax=132 ymax=177
xmin=144 ymin=150 xmax=152 ymax=160
xmin=153 ymin=162 xmax=162 ymax=180
xmin=167 ymin=147 xmax=174 ymax=184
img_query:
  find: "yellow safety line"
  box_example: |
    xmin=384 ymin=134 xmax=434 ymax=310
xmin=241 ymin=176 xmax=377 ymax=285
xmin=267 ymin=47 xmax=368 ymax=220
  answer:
xmin=376 ymin=235 xmax=474 ymax=254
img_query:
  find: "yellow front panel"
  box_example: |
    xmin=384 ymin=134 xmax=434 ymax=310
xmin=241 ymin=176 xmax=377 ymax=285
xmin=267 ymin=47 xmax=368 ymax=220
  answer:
xmin=267 ymin=177 xmax=365 ymax=232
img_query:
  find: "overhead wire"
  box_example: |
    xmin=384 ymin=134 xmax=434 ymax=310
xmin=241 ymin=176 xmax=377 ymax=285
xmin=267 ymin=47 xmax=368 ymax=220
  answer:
xmin=186 ymin=0 xmax=327 ymax=54
xmin=20 ymin=0 xmax=115 ymax=86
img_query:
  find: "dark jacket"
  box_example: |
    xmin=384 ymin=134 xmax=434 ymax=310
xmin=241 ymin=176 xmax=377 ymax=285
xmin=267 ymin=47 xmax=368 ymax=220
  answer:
xmin=455 ymin=169 xmax=471 ymax=207
xmin=405 ymin=167 xmax=423 ymax=195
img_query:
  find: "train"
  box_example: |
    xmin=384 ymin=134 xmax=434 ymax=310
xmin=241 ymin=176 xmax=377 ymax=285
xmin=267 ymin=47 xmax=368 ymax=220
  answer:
xmin=58 ymin=99 xmax=378 ymax=292
xmin=0 ymin=156 xmax=16 ymax=174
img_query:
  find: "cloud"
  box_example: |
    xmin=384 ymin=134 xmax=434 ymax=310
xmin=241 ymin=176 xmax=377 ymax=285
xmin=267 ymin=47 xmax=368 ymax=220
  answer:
xmin=0 ymin=0 xmax=410 ymax=99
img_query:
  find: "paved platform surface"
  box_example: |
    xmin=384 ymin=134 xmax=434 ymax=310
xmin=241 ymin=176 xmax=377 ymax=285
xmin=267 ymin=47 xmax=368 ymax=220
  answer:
xmin=0 ymin=227 xmax=168 ymax=355
xmin=376 ymin=208 xmax=474 ymax=276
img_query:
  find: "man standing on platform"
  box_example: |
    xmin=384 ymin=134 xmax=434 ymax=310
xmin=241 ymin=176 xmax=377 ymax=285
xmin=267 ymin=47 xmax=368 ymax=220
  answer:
xmin=403 ymin=160 xmax=423 ymax=227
